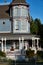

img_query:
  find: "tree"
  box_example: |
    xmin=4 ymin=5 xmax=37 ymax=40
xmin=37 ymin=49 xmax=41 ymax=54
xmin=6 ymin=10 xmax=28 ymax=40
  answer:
xmin=39 ymin=24 xmax=43 ymax=48
xmin=30 ymin=18 xmax=41 ymax=35
xmin=30 ymin=17 xmax=38 ymax=34
xmin=30 ymin=20 xmax=35 ymax=34
xmin=30 ymin=17 xmax=34 ymax=34
xmin=34 ymin=18 xmax=41 ymax=35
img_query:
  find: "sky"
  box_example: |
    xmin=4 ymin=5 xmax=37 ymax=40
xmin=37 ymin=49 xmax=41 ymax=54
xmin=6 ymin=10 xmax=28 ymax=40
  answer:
xmin=0 ymin=0 xmax=43 ymax=24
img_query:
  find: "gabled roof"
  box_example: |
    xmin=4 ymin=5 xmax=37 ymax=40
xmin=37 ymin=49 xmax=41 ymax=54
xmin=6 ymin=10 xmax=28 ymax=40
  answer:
xmin=0 ymin=5 xmax=10 ymax=18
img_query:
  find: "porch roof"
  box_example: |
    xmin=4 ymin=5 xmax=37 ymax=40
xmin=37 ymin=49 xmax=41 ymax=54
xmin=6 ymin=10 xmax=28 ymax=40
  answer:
xmin=0 ymin=33 xmax=40 ymax=40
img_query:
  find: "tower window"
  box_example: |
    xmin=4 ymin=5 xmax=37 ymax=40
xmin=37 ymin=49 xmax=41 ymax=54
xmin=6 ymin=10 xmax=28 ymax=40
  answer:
xmin=14 ymin=20 xmax=20 ymax=30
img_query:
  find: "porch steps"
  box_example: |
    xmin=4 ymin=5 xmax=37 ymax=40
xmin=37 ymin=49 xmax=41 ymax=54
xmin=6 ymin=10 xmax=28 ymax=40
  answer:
xmin=6 ymin=50 xmax=25 ymax=60
xmin=6 ymin=50 xmax=21 ymax=60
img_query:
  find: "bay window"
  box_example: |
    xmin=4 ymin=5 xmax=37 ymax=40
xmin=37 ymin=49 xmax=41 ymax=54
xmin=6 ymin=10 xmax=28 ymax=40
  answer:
xmin=13 ymin=6 xmax=28 ymax=17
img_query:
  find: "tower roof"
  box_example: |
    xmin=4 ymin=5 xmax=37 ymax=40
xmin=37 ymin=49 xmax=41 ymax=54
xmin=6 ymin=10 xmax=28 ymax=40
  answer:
xmin=10 ymin=0 xmax=29 ymax=7
xmin=12 ymin=0 xmax=26 ymax=3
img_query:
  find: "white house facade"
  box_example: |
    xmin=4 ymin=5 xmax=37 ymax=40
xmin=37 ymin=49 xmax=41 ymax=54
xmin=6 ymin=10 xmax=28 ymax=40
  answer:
xmin=0 ymin=0 xmax=40 ymax=60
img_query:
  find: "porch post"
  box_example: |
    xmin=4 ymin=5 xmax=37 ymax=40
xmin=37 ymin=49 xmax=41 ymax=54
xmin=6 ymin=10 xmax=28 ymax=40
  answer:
xmin=32 ymin=39 xmax=34 ymax=48
xmin=25 ymin=41 xmax=28 ymax=50
xmin=5 ymin=38 xmax=6 ymax=52
xmin=19 ymin=37 xmax=22 ymax=50
xmin=22 ymin=37 xmax=24 ymax=48
xmin=1 ymin=38 xmax=3 ymax=52
xmin=37 ymin=38 xmax=39 ymax=49
xmin=32 ymin=37 xmax=35 ymax=48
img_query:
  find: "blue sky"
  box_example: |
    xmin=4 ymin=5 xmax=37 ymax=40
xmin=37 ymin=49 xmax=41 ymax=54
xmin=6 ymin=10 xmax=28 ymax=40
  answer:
xmin=0 ymin=0 xmax=43 ymax=24
xmin=26 ymin=0 xmax=43 ymax=24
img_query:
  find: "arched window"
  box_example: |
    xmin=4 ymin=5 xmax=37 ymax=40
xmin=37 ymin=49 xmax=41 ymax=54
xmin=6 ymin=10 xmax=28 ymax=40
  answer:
xmin=13 ymin=6 xmax=21 ymax=17
xmin=21 ymin=6 xmax=28 ymax=17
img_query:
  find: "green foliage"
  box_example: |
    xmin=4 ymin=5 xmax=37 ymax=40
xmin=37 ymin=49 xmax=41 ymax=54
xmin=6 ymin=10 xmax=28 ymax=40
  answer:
xmin=40 ymin=24 xmax=43 ymax=38
xmin=30 ymin=20 xmax=35 ymax=34
xmin=30 ymin=17 xmax=43 ymax=48
xmin=30 ymin=18 xmax=41 ymax=35
xmin=26 ymin=49 xmax=34 ymax=58
xmin=34 ymin=18 xmax=41 ymax=26
xmin=0 ymin=51 xmax=6 ymax=57
xmin=37 ymin=51 xmax=43 ymax=59
xmin=34 ymin=18 xmax=41 ymax=35
xmin=30 ymin=17 xmax=34 ymax=34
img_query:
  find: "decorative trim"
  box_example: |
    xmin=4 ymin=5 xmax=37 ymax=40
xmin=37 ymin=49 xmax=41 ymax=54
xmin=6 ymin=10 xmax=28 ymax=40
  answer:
xmin=0 ymin=31 xmax=11 ymax=33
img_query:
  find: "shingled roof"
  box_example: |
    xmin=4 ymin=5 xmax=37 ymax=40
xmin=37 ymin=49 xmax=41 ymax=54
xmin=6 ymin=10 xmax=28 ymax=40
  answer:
xmin=10 ymin=0 xmax=29 ymax=7
xmin=0 ymin=5 xmax=10 ymax=18
xmin=12 ymin=0 xmax=26 ymax=3
xmin=0 ymin=0 xmax=29 ymax=18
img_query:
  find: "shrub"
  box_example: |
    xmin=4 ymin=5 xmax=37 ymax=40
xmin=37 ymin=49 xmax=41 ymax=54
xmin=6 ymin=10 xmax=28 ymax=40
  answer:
xmin=26 ymin=49 xmax=34 ymax=58
xmin=37 ymin=51 xmax=43 ymax=59
xmin=0 ymin=51 xmax=6 ymax=57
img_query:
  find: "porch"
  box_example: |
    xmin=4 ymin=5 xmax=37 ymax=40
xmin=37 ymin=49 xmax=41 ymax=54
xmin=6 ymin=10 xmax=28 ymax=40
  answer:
xmin=0 ymin=36 xmax=40 ymax=53
xmin=0 ymin=34 xmax=40 ymax=59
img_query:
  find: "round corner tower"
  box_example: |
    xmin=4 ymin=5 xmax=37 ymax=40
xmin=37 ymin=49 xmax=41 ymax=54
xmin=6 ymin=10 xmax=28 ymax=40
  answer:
xmin=10 ymin=0 xmax=30 ymax=33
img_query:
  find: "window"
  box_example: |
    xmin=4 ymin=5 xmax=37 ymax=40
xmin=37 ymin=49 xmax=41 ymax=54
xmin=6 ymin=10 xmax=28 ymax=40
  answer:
xmin=13 ymin=6 xmax=21 ymax=17
xmin=21 ymin=19 xmax=27 ymax=30
xmin=14 ymin=19 xmax=20 ymax=30
xmin=3 ymin=21 xmax=5 ymax=24
xmin=21 ymin=6 xmax=28 ymax=17
xmin=15 ymin=41 xmax=19 ymax=49
xmin=13 ymin=19 xmax=28 ymax=31
xmin=13 ymin=6 xmax=28 ymax=17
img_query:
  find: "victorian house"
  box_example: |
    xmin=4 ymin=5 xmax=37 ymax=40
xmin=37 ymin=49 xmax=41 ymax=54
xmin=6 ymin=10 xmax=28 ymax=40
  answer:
xmin=0 ymin=0 xmax=40 ymax=60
